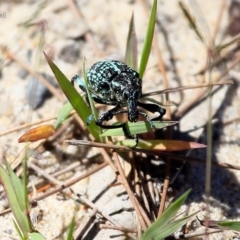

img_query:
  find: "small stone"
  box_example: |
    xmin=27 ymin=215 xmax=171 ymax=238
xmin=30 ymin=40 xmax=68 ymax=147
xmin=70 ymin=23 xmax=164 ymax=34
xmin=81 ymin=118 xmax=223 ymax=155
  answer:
xmin=26 ymin=72 xmax=57 ymax=110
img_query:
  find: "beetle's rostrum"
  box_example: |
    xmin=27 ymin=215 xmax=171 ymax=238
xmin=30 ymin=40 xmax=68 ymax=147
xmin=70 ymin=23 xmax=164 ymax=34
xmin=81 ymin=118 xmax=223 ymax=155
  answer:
xmin=72 ymin=60 xmax=166 ymax=146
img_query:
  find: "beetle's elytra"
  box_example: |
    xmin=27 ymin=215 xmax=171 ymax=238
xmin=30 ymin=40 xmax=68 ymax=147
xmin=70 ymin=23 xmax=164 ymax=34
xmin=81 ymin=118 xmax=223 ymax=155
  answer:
xmin=72 ymin=60 xmax=166 ymax=146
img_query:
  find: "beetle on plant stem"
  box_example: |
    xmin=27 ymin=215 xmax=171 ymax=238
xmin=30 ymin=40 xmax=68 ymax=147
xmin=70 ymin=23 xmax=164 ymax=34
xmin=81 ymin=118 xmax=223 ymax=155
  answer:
xmin=71 ymin=60 xmax=166 ymax=146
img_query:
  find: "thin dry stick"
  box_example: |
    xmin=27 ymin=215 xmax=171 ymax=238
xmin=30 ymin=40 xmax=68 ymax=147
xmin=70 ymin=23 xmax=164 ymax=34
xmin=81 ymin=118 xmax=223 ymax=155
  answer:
xmin=211 ymin=0 xmax=227 ymax=43
xmin=161 ymin=153 xmax=240 ymax=171
xmin=99 ymin=147 xmax=118 ymax=173
xmin=145 ymin=163 xmax=158 ymax=215
xmin=0 ymin=161 xmax=108 ymax=216
xmin=4 ymin=49 xmax=64 ymax=102
xmin=65 ymin=139 xmax=240 ymax=171
xmin=133 ymin=156 xmax=141 ymax=197
xmin=142 ymin=80 xmax=233 ymax=96
xmin=75 ymin=194 xmax=137 ymax=240
xmin=195 ymin=0 xmax=227 ymax=76
xmin=29 ymin=161 xmax=137 ymax=239
xmin=153 ymin=34 xmax=172 ymax=218
xmin=99 ymin=224 xmax=137 ymax=233
xmin=0 ymin=116 xmax=56 ymax=137
xmin=175 ymin=229 xmax=223 ymax=239
xmin=195 ymin=44 xmax=240 ymax=76
xmin=175 ymin=52 xmax=240 ymax=118
xmin=113 ymin=150 xmax=148 ymax=231
xmin=73 ymin=208 xmax=98 ymax=239
xmin=158 ymin=165 xmax=170 ymax=217
xmin=138 ymin=164 xmax=151 ymax=214
xmin=27 ymin=161 xmax=81 ymax=189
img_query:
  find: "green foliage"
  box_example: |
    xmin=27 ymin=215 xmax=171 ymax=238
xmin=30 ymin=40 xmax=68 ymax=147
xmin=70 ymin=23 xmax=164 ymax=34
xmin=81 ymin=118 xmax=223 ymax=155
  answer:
xmin=46 ymin=0 xmax=165 ymax=147
xmin=216 ymin=221 xmax=240 ymax=232
xmin=0 ymin=159 xmax=45 ymax=239
xmin=101 ymin=121 xmax=177 ymax=137
xmin=138 ymin=0 xmax=157 ymax=79
xmin=54 ymin=101 xmax=74 ymax=129
xmin=44 ymin=52 xmax=100 ymax=140
xmin=125 ymin=13 xmax=138 ymax=70
xmin=142 ymin=190 xmax=192 ymax=240
xmin=66 ymin=216 xmax=76 ymax=240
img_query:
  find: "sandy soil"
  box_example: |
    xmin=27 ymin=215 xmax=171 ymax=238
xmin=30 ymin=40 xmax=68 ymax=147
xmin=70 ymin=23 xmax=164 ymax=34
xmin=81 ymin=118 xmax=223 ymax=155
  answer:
xmin=0 ymin=0 xmax=240 ymax=239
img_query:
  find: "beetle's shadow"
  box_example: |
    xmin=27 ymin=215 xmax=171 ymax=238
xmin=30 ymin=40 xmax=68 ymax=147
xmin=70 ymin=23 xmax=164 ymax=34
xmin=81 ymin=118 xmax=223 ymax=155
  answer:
xmin=162 ymin=81 xmax=240 ymax=218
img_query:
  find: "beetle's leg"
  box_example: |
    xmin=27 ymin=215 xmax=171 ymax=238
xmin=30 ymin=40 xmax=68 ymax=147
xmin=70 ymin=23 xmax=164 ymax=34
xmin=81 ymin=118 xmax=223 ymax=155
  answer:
xmin=96 ymin=106 xmax=138 ymax=147
xmin=137 ymin=101 xmax=166 ymax=121
xmin=96 ymin=105 xmax=121 ymax=126
xmin=138 ymin=111 xmax=156 ymax=131
xmin=71 ymin=75 xmax=87 ymax=92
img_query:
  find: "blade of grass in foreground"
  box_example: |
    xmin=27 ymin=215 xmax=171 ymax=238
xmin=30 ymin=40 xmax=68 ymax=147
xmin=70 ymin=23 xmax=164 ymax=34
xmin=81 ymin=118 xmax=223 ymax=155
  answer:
xmin=142 ymin=189 xmax=191 ymax=240
xmin=125 ymin=12 xmax=138 ymax=70
xmin=138 ymin=0 xmax=157 ymax=78
xmin=0 ymin=162 xmax=32 ymax=236
xmin=101 ymin=121 xmax=177 ymax=136
xmin=215 ymin=221 xmax=240 ymax=232
xmin=55 ymin=101 xmax=74 ymax=129
xmin=44 ymin=52 xmax=99 ymax=140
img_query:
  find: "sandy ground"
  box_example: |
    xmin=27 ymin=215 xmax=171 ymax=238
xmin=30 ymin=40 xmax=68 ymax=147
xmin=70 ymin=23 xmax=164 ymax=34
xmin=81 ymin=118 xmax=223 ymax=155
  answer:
xmin=0 ymin=0 xmax=240 ymax=239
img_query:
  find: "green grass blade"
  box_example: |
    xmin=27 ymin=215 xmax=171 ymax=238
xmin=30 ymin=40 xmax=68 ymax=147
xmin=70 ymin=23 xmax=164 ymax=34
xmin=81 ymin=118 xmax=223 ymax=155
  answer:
xmin=0 ymin=164 xmax=31 ymax=236
xmin=44 ymin=52 xmax=100 ymax=140
xmin=13 ymin=219 xmax=24 ymax=240
xmin=22 ymin=156 xmax=33 ymax=231
xmin=82 ymin=58 xmax=99 ymax=125
xmin=101 ymin=121 xmax=177 ymax=136
xmin=66 ymin=216 xmax=75 ymax=240
xmin=141 ymin=97 xmax=166 ymax=106
xmin=5 ymin=160 xmax=26 ymax=213
xmin=125 ymin=12 xmax=138 ymax=70
xmin=149 ymin=212 xmax=196 ymax=240
xmin=217 ymin=221 xmax=240 ymax=232
xmin=28 ymin=232 xmax=46 ymax=240
xmin=22 ymin=157 xmax=30 ymax=210
xmin=138 ymin=0 xmax=157 ymax=78
xmin=54 ymin=102 xmax=74 ymax=129
xmin=13 ymin=219 xmax=26 ymax=240
xmin=142 ymin=189 xmax=191 ymax=240
xmin=179 ymin=2 xmax=203 ymax=42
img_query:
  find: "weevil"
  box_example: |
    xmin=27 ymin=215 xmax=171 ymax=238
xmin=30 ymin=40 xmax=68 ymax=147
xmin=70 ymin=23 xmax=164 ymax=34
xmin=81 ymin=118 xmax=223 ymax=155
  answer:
xmin=71 ymin=60 xmax=166 ymax=146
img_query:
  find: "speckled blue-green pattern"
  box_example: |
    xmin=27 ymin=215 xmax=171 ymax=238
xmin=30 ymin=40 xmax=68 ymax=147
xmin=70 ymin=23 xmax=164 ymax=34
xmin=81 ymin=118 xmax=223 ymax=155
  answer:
xmin=86 ymin=60 xmax=142 ymax=108
xmin=72 ymin=60 xmax=166 ymax=146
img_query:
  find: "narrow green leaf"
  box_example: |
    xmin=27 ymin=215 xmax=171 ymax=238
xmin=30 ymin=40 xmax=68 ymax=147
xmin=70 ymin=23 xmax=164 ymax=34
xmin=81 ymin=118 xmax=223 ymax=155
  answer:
xmin=179 ymin=2 xmax=203 ymax=42
xmin=138 ymin=0 xmax=157 ymax=78
xmin=142 ymin=189 xmax=191 ymax=240
xmin=140 ymin=97 xmax=165 ymax=106
xmin=150 ymin=212 xmax=197 ymax=240
xmin=5 ymin=160 xmax=26 ymax=213
xmin=22 ymin=156 xmax=33 ymax=232
xmin=44 ymin=52 xmax=100 ymax=140
xmin=13 ymin=219 xmax=24 ymax=240
xmin=82 ymin=58 xmax=99 ymax=126
xmin=28 ymin=232 xmax=46 ymax=240
xmin=101 ymin=121 xmax=177 ymax=136
xmin=54 ymin=102 xmax=74 ymax=129
xmin=217 ymin=221 xmax=240 ymax=232
xmin=125 ymin=12 xmax=138 ymax=70
xmin=66 ymin=216 xmax=76 ymax=240
xmin=0 ymin=165 xmax=30 ymax=236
